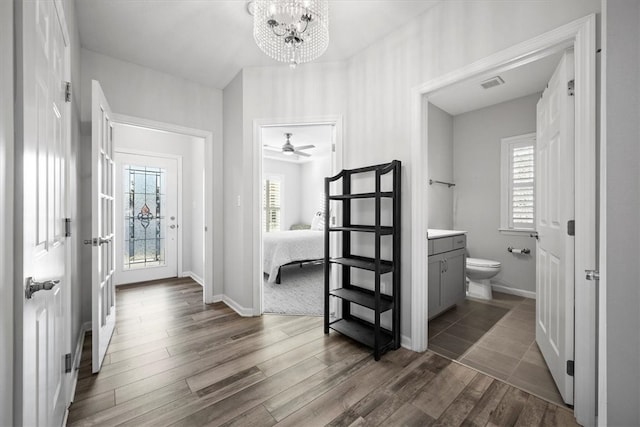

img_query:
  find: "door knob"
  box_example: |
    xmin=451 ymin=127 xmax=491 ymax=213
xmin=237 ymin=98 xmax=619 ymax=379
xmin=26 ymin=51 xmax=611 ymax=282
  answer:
xmin=585 ymin=270 xmax=600 ymax=281
xmin=25 ymin=277 xmax=60 ymax=299
xmin=530 ymin=232 xmax=539 ymax=240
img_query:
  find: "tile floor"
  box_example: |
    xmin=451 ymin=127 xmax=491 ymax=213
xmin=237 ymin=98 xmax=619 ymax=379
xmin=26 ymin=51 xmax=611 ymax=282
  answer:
xmin=428 ymin=292 xmax=566 ymax=406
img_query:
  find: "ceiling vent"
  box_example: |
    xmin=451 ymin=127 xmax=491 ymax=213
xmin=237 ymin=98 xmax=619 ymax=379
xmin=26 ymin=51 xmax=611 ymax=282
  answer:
xmin=480 ymin=76 xmax=505 ymax=89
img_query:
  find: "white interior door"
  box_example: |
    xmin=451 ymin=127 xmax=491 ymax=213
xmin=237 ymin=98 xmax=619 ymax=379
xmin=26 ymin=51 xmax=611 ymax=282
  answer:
xmin=114 ymin=152 xmax=179 ymax=285
xmin=535 ymin=50 xmax=575 ymax=404
xmin=91 ymin=81 xmax=116 ymax=373
xmin=21 ymin=0 xmax=71 ymax=424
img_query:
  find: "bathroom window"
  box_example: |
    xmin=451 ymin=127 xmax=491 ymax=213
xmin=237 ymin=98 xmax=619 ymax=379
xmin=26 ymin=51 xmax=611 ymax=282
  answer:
xmin=263 ymin=175 xmax=283 ymax=232
xmin=500 ymin=133 xmax=536 ymax=232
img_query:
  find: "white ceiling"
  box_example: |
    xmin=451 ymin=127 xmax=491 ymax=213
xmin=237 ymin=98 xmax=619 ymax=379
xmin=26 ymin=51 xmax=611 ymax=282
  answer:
xmin=262 ymin=123 xmax=332 ymax=163
xmin=76 ymin=0 xmax=440 ymax=89
xmin=429 ymin=50 xmax=565 ymax=116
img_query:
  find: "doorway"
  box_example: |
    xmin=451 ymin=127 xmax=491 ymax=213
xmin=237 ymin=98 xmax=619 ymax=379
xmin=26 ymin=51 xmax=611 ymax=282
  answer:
xmin=253 ymin=116 xmax=343 ymax=316
xmin=261 ymin=124 xmax=334 ymax=316
xmin=111 ymin=123 xmax=206 ymax=287
xmin=410 ymin=15 xmax=597 ymax=426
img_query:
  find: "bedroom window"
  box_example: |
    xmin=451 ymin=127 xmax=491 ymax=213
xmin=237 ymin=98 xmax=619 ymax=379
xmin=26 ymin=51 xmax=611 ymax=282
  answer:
xmin=263 ymin=177 xmax=282 ymax=232
xmin=500 ymin=133 xmax=536 ymax=232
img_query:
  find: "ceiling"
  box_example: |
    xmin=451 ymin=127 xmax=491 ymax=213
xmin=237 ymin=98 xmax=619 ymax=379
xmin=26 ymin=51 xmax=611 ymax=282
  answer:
xmin=76 ymin=0 xmax=440 ymax=90
xmin=262 ymin=124 xmax=332 ymax=163
xmin=429 ymin=50 xmax=565 ymax=116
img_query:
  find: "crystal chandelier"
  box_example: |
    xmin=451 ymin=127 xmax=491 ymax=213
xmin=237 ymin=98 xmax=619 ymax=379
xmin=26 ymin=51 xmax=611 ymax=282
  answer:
xmin=252 ymin=0 xmax=329 ymax=69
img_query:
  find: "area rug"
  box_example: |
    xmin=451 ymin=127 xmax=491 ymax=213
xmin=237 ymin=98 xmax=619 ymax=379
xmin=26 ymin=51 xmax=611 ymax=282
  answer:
xmin=263 ymin=263 xmax=324 ymax=316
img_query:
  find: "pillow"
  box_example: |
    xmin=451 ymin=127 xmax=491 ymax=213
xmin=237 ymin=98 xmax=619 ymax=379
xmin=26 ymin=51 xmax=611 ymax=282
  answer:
xmin=310 ymin=211 xmax=325 ymax=231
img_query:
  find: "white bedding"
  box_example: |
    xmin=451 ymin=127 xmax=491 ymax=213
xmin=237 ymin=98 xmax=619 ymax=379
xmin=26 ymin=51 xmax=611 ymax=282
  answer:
xmin=263 ymin=230 xmax=324 ymax=283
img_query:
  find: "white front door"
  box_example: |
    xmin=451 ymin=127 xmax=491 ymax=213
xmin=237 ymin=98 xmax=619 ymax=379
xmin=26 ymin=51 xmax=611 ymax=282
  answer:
xmin=114 ymin=152 xmax=179 ymax=285
xmin=21 ymin=0 xmax=71 ymax=424
xmin=91 ymin=81 xmax=116 ymax=373
xmin=535 ymin=50 xmax=575 ymax=404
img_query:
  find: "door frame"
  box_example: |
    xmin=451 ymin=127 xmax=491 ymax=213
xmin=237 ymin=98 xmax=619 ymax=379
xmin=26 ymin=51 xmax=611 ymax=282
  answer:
xmin=1 ymin=0 xmax=14 ymax=424
xmin=253 ymin=115 xmax=344 ymax=315
xmin=111 ymin=113 xmax=217 ymax=302
xmin=410 ymin=14 xmax=597 ymax=425
xmin=113 ymin=149 xmax=184 ymax=285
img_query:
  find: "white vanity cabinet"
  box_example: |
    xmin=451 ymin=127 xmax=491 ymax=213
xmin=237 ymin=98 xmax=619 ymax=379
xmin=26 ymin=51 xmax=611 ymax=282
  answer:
xmin=428 ymin=231 xmax=466 ymax=319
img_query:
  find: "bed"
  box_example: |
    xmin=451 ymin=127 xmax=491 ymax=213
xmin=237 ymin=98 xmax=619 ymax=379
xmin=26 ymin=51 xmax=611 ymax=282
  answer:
xmin=263 ymin=230 xmax=324 ymax=283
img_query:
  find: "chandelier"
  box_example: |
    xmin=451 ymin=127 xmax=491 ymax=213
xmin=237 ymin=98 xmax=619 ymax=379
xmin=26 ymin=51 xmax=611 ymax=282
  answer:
xmin=252 ymin=0 xmax=329 ymax=69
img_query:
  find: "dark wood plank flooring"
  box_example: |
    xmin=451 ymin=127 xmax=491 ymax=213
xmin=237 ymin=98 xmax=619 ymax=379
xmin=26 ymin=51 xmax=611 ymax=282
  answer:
xmin=67 ymin=278 xmax=579 ymax=426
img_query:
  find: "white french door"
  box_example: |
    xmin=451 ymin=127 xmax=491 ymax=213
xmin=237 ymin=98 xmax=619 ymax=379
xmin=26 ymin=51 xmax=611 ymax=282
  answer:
xmin=535 ymin=50 xmax=575 ymax=404
xmin=91 ymin=81 xmax=116 ymax=373
xmin=114 ymin=152 xmax=179 ymax=285
xmin=21 ymin=0 xmax=71 ymax=424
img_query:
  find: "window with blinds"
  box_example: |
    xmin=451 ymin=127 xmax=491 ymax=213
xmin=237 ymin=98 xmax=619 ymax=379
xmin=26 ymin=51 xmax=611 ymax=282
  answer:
xmin=263 ymin=178 xmax=282 ymax=232
xmin=500 ymin=133 xmax=536 ymax=231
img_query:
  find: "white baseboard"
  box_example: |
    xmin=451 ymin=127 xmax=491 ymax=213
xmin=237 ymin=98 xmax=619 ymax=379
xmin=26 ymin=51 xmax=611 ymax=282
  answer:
xmin=401 ymin=334 xmax=412 ymax=351
xmin=221 ymin=295 xmax=253 ymax=317
xmin=183 ymin=271 xmax=204 ymax=287
xmin=211 ymin=294 xmax=223 ymax=303
xmin=492 ymin=282 xmax=536 ymax=299
xmin=67 ymin=321 xmax=89 ymax=406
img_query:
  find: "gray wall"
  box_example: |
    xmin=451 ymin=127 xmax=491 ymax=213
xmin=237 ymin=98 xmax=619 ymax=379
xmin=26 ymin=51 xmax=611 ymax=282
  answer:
xmin=427 ymin=103 xmax=454 ymax=230
xmin=263 ymin=158 xmax=302 ymax=231
xmin=453 ymin=93 xmax=540 ymax=294
xmin=603 ymin=0 xmax=640 ymax=424
xmin=300 ymin=154 xmax=332 ymax=224
xmin=222 ymin=71 xmax=245 ymax=305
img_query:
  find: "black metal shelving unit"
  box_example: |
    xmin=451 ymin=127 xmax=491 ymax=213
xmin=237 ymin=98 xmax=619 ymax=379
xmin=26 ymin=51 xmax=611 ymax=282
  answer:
xmin=323 ymin=160 xmax=401 ymax=360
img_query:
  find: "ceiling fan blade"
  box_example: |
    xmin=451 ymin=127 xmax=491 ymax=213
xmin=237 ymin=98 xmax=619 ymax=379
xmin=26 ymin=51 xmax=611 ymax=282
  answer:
xmin=294 ymin=150 xmax=311 ymax=157
xmin=263 ymin=145 xmax=281 ymax=152
xmin=294 ymin=145 xmax=315 ymax=151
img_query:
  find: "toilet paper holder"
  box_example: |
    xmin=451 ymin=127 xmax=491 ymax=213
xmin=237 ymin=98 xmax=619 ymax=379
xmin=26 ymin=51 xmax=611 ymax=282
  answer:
xmin=508 ymin=247 xmax=531 ymax=255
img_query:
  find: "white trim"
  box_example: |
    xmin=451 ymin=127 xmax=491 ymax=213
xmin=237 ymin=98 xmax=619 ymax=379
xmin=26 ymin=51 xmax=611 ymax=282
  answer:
xmin=401 ymin=335 xmax=412 ymax=350
xmin=0 ymin=1 xmax=13 ymax=424
xmin=183 ymin=271 xmax=204 ymax=287
xmin=67 ymin=322 xmax=88 ymax=404
xmin=109 ymin=114 xmax=219 ymax=304
xmin=410 ymin=14 xmax=597 ymax=426
xmin=253 ymin=116 xmax=344 ymax=316
xmin=211 ymin=294 xmax=224 ymax=303
xmin=222 ymin=295 xmax=254 ymax=317
xmin=491 ymin=283 xmax=536 ymax=300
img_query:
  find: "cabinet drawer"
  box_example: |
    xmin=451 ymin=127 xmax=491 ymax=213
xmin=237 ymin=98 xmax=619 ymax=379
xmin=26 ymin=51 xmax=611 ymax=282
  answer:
xmin=432 ymin=237 xmax=453 ymax=254
xmin=452 ymin=234 xmax=466 ymax=250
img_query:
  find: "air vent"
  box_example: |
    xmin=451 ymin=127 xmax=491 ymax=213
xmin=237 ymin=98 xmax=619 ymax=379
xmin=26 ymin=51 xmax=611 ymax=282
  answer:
xmin=480 ymin=76 xmax=505 ymax=89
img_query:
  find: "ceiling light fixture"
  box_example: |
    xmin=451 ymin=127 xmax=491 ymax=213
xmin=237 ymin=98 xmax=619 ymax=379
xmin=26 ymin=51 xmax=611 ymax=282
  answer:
xmin=252 ymin=0 xmax=329 ymax=69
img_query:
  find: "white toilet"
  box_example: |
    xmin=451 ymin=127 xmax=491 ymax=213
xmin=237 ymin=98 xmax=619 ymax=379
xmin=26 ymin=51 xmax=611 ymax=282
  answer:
xmin=466 ymin=257 xmax=501 ymax=300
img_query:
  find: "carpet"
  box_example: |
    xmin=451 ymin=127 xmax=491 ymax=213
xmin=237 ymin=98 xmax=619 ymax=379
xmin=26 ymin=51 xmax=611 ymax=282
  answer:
xmin=263 ymin=263 xmax=324 ymax=316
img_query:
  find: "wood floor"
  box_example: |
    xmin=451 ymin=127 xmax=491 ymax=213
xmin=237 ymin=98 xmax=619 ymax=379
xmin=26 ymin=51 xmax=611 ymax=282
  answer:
xmin=67 ymin=278 xmax=579 ymax=426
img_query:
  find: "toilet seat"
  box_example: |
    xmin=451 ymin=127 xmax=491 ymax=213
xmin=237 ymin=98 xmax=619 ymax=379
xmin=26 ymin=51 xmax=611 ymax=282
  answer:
xmin=466 ymin=257 xmax=501 ymax=268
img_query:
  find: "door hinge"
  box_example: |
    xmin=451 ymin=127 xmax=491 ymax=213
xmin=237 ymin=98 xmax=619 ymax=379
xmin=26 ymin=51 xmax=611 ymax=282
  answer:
xmin=567 ymin=220 xmax=575 ymax=236
xmin=65 ymin=81 xmax=72 ymax=103
xmin=566 ymin=360 xmax=574 ymax=376
xmin=64 ymin=218 xmax=72 ymax=237
xmin=65 ymin=353 xmax=72 ymax=373
xmin=568 ymin=79 xmax=575 ymax=96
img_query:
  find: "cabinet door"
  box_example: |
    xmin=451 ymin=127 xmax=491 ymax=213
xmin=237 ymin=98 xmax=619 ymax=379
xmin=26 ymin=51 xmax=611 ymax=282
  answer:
xmin=428 ymin=254 xmax=443 ymax=317
xmin=442 ymin=249 xmax=466 ymax=308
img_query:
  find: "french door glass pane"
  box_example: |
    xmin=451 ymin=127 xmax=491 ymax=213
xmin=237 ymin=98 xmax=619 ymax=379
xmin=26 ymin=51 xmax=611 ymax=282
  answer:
xmin=123 ymin=164 xmax=166 ymax=270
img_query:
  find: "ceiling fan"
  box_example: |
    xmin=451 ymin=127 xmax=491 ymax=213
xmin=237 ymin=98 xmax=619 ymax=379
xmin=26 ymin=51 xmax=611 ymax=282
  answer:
xmin=264 ymin=133 xmax=315 ymax=157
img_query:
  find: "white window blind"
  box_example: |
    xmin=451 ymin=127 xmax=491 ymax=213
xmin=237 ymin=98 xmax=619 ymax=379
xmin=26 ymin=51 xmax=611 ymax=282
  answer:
xmin=263 ymin=178 xmax=281 ymax=232
xmin=500 ymin=133 xmax=536 ymax=231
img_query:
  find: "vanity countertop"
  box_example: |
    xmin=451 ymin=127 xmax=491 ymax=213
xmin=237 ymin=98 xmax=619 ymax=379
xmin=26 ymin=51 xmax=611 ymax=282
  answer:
xmin=427 ymin=229 xmax=467 ymax=239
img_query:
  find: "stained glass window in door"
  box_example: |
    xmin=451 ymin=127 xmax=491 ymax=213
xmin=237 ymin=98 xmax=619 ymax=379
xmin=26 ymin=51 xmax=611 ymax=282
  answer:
xmin=123 ymin=165 xmax=166 ymax=269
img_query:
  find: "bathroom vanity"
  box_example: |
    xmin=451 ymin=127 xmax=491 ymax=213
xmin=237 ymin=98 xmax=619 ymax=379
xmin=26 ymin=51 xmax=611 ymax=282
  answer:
xmin=428 ymin=229 xmax=467 ymax=319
